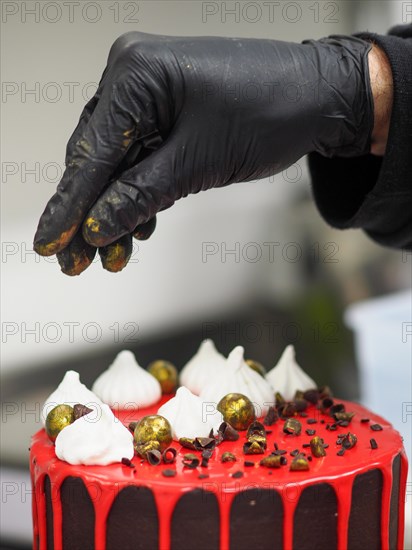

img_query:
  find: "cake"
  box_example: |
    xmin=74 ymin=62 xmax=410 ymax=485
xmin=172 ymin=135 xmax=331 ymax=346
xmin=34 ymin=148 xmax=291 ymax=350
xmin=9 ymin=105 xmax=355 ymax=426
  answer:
xmin=30 ymin=343 xmax=408 ymax=550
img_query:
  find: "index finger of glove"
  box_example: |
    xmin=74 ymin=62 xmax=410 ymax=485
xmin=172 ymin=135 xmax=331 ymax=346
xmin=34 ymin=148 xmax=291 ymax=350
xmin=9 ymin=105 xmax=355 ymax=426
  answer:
xmin=33 ymin=85 xmax=140 ymax=257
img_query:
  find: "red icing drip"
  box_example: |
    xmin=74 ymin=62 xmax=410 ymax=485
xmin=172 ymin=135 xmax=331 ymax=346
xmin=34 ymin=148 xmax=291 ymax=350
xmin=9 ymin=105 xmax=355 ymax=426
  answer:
xmin=381 ymin=461 xmax=393 ymax=548
xmin=336 ymin=475 xmax=353 ymax=549
xmin=282 ymin=489 xmax=297 ymax=550
xmin=397 ymin=453 xmax=408 ymax=550
xmin=30 ymin=398 xmax=408 ymax=550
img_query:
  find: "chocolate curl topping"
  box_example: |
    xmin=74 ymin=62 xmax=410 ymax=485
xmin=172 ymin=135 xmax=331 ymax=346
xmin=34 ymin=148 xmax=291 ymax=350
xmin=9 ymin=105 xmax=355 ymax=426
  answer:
xmin=263 ymin=406 xmax=278 ymax=426
xmin=182 ymin=453 xmax=200 ymax=469
xmin=280 ymin=403 xmax=298 ymax=418
xmin=162 ymin=447 xmax=177 ymax=464
xmin=243 ymin=440 xmax=266 ymax=455
xmin=320 ymin=397 xmax=334 ymax=411
xmin=275 ymin=392 xmax=286 ymax=408
xmin=318 ymin=386 xmax=333 ymax=399
xmin=221 ymin=452 xmax=237 ymax=463
xmin=194 ymin=437 xmax=216 ymax=451
xmin=329 ymin=403 xmax=345 ymax=417
xmin=294 ymin=399 xmax=308 ymax=413
xmin=303 ymin=389 xmax=319 ymax=404
xmin=73 ymin=404 xmax=93 ymax=420
xmin=334 ymin=411 xmax=355 ymax=423
xmin=290 ymin=454 xmax=310 ymax=471
xmin=342 ymin=432 xmax=357 ymax=450
xmin=201 ymin=448 xmax=213 ymax=468
xmin=283 ymin=418 xmax=302 ymax=436
xmin=246 ymin=421 xmax=266 ymax=438
xmin=310 ymin=436 xmax=326 ymax=458
xmin=260 ymin=455 xmax=282 ymax=468
xmin=146 ymin=449 xmax=162 ymax=466
xmin=179 ymin=437 xmax=197 ymax=450
xmin=218 ymin=422 xmax=240 ymax=442
xmin=134 ymin=440 xmax=161 ymax=459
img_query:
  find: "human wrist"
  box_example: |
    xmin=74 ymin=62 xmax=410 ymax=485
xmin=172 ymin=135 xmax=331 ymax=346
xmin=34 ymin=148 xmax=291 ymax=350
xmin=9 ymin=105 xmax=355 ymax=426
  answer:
xmin=368 ymin=43 xmax=393 ymax=156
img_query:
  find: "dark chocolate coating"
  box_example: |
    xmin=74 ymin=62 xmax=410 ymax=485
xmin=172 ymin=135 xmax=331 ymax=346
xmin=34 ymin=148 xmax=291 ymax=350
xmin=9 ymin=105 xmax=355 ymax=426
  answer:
xmin=171 ymin=489 xmax=220 ymax=550
xmin=293 ymin=483 xmax=337 ymax=550
xmin=106 ymin=486 xmax=158 ymax=550
xmin=61 ymin=477 xmax=95 ymax=550
xmin=230 ymin=488 xmax=283 ymax=550
xmin=348 ymin=468 xmax=383 ymax=550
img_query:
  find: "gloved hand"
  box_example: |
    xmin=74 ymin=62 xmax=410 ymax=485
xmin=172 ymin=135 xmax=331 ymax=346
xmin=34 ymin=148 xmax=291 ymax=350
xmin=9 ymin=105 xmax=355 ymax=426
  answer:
xmin=33 ymin=31 xmax=373 ymax=275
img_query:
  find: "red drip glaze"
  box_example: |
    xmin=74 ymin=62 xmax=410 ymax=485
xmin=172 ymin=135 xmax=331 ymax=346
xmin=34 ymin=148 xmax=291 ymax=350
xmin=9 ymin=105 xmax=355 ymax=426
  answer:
xmin=336 ymin=475 xmax=353 ymax=549
xmin=30 ymin=398 xmax=408 ymax=550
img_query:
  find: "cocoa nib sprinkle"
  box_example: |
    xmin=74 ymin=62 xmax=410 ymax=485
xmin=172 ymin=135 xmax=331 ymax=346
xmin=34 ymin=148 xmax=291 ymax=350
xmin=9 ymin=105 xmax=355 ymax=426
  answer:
xmin=360 ymin=418 xmax=370 ymax=423
xmin=370 ymin=438 xmax=378 ymax=450
xmin=273 ymin=449 xmax=287 ymax=456
xmin=244 ymin=460 xmax=255 ymax=467
xmin=162 ymin=469 xmax=177 ymax=477
xmin=121 ymin=457 xmax=135 ymax=468
xmin=232 ymin=470 xmax=244 ymax=479
xmin=370 ymin=423 xmax=383 ymax=432
xmin=306 ymin=429 xmax=316 ymax=436
xmin=198 ymin=473 xmax=209 ymax=479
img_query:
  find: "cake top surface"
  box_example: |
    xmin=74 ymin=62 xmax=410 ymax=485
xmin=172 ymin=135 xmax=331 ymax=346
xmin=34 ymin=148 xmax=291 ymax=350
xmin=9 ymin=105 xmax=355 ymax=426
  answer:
xmin=31 ymin=395 xmax=404 ymax=492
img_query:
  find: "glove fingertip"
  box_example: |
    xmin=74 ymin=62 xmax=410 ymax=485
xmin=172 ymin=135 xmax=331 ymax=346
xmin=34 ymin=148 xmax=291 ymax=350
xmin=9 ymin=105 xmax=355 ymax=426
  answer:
xmin=133 ymin=216 xmax=157 ymax=241
xmin=57 ymin=241 xmax=97 ymax=277
xmin=99 ymin=235 xmax=133 ymax=273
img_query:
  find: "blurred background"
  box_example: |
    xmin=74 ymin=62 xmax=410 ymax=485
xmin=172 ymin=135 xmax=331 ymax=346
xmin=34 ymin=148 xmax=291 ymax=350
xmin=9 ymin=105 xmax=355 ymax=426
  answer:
xmin=1 ymin=1 xmax=411 ymax=547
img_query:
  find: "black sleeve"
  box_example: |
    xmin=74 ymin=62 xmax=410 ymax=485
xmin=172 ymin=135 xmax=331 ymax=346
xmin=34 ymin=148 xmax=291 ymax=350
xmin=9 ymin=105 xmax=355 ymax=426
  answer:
xmin=308 ymin=24 xmax=412 ymax=250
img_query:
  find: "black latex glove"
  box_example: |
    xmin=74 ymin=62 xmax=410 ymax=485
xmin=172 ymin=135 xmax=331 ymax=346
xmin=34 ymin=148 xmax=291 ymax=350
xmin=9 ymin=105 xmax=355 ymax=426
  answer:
xmin=33 ymin=31 xmax=373 ymax=275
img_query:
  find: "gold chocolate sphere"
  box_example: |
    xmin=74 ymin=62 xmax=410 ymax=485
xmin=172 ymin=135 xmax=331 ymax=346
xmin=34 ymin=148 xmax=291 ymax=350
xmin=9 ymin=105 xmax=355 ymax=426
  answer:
xmin=217 ymin=393 xmax=256 ymax=431
xmin=133 ymin=415 xmax=172 ymax=451
xmin=148 ymin=360 xmax=178 ymax=394
xmin=45 ymin=404 xmax=74 ymax=442
xmin=246 ymin=359 xmax=266 ymax=377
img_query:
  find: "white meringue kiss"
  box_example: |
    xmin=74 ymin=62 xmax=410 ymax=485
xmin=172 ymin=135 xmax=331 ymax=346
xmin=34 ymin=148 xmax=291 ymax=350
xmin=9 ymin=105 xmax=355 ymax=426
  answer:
xmin=265 ymin=345 xmax=316 ymax=401
xmin=157 ymin=386 xmax=223 ymax=440
xmin=55 ymin=404 xmax=134 ymax=466
xmin=200 ymin=346 xmax=274 ymax=416
xmin=179 ymin=339 xmax=226 ymax=395
xmin=92 ymin=350 xmax=161 ymax=408
xmin=42 ymin=370 xmax=103 ymax=425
